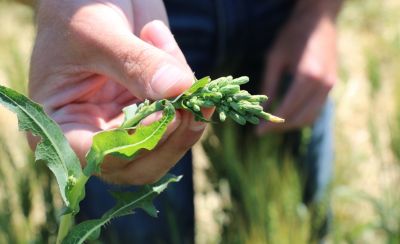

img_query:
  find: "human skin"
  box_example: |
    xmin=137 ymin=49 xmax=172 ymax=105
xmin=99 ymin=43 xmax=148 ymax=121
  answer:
xmin=257 ymin=0 xmax=343 ymax=134
xmin=29 ymin=0 xmax=210 ymax=185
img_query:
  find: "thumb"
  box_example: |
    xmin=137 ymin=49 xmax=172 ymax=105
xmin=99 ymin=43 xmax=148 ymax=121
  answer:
xmin=102 ymin=20 xmax=193 ymax=100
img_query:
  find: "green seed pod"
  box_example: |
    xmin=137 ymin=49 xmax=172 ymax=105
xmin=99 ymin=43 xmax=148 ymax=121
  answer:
xmin=190 ymin=96 xmax=198 ymax=101
xmin=250 ymin=101 xmax=261 ymax=106
xmin=258 ymin=112 xmax=285 ymax=123
xmin=215 ymin=76 xmax=233 ymax=88
xmin=233 ymin=91 xmax=252 ymax=101
xmin=231 ymin=76 xmax=249 ymax=85
xmin=208 ymin=76 xmax=228 ymax=88
xmin=193 ymin=104 xmax=201 ymax=112
xmin=248 ymin=95 xmax=268 ymax=103
xmin=229 ymin=102 xmax=246 ymax=115
xmin=221 ymin=105 xmax=229 ymax=112
xmin=202 ymin=92 xmax=223 ymax=103
xmin=238 ymin=102 xmax=263 ymax=114
xmin=245 ymin=115 xmax=260 ymax=125
xmin=220 ymin=85 xmax=240 ymax=95
xmin=186 ymin=101 xmax=192 ymax=107
xmin=66 ymin=175 xmax=77 ymax=191
xmin=228 ymin=111 xmax=246 ymax=125
xmin=197 ymin=100 xmax=215 ymax=107
xmin=219 ymin=111 xmax=227 ymax=122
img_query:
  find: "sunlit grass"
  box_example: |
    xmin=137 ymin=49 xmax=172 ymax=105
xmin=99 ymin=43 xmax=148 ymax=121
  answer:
xmin=331 ymin=0 xmax=400 ymax=242
xmin=202 ymin=122 xmax=312 ymax=244
xmin=0 ymin=2 xmax=61 ymax=243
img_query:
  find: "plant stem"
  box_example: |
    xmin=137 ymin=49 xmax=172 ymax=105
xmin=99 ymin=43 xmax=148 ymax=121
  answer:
xmin=56 ymin=213 xmax=73 ymax=244
xmin=121 ymin=100 xmax=166 ymax=128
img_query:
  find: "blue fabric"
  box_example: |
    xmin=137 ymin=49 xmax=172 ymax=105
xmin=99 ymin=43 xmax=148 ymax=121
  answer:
xmin=78 ymin=0 xmax=334 ymax=243
xmin=77 ymin=153 xmax=194 ymax=244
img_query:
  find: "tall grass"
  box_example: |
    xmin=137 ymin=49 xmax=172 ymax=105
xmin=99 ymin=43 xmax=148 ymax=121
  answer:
xmin=0 ymin=2 xmax=60 ymax=243
xmin=202 ymin=122 xmax=323 ymax=243
xmin=330 ymin=0 xmax=400 ymax=242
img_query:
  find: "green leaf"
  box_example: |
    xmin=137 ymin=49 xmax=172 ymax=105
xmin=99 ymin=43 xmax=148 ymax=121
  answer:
xmin=0 ymin=85 xmax=83 ymax=208
xmin=184 ymin=76 xmax=210 ymax=96
xmin=84 ymin=101 xmax=176 ymax=175
xmin=121 ymin=103 xmax=138 ymax=126
xmin=62 ymin=174 xmax=182 ymax=244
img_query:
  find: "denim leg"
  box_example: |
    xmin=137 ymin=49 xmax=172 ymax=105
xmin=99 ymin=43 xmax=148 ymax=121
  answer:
xmin=304 ymin=100 xmax=334 ymax=204
xmin=77 ymin=153 xmax=194 ymax=244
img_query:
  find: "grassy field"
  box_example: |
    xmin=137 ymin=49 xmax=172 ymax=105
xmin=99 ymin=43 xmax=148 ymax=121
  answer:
xmin=0 ymin=2 xmax=62 ymax=243
xmin=0 ymin=0 xmax=399 ymax=243
xmin=195 ymin=0 xmax=400 ymax=243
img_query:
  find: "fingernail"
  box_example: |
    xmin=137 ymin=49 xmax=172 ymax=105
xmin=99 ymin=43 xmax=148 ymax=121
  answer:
xmin=151 ymin=64 xmax=190 ymax=99
xmin=189 ymin=120 xmax=207 ymax=132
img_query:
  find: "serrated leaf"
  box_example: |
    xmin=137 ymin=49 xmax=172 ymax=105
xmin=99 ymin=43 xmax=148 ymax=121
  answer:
xmin=184 ymin=76 xmax=210 ymax=96
xmin=0 ymin=85 xmax=83 ymax=208
xmin=84 ymin=102 xmax=176 ymax=175
xmin=62 ymin=174 xmax=182 ymax=244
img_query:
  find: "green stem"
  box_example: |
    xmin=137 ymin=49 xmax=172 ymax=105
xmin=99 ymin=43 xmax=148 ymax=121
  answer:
xmin=56 ymin=213 xmax=73 ymax=244
xmin=56 ymin=174 xmax=90 ymax=243
xmin=121 ymin=100 xmax=166 ymax=128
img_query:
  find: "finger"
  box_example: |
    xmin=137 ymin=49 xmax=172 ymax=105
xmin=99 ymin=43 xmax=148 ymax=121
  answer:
xmin=289 ymin=86 xmax=330 ymax=128
xmin=60 ymin=123 xmax=99 ymax=164
xmin=106 ymin=111 xmax=208 ymax=184
xmin=257 ymin=76 xmax=313 ymax=134
xmin=100 ymin=112 xmax=182 ymax=173
xmin=140 ymin=20 xmax=187 ymax=64
xmin=98 ymin=20 xmax=193 ymax=100
xmin=140 ymin=110 xmax=181 ymax=139
xmin=261 ymin=51 xmax=286 ymax=102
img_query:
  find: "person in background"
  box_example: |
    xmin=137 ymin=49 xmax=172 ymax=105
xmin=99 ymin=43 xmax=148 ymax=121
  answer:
xmin=30 ymin=0 xmax=342 ymax=243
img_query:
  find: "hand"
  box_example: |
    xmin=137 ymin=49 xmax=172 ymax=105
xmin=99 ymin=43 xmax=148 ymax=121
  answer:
xmin=29 ymin=0 xmax=209 ymax=184
xmin=257 ymin=3 xmax=339 ymax=134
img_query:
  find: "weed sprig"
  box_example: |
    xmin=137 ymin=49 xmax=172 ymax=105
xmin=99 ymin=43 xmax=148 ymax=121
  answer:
xmin=121 ymin=76 xmax=284 ymax=128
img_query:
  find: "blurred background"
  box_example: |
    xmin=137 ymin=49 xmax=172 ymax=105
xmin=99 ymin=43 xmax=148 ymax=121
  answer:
xmin=0 ymin=0 xmax=399 ymax=243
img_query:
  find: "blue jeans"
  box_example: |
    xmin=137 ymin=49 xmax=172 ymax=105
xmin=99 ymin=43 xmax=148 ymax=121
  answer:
xmin=78 ymin=0 xmax=334 ymax=243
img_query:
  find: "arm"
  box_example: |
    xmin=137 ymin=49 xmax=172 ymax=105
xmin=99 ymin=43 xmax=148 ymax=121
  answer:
xmin=257 ymin=0 xmax=343 ymax=133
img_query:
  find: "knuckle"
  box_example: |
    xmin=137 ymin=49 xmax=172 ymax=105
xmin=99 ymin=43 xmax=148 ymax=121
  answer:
xmin=300 ymin=66 xmax=336 ymax=91
xmin=120 ymin=46 xmax=154 ymax=78
xmin=117 ymin=47 xmax=154 ymax=98
xmin=302 ymin=65 xmax=325 ymax=82
xmin=322 ymin=75 xmax=337 ymax=91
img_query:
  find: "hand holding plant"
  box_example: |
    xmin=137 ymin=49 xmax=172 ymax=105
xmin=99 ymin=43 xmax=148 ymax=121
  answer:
xmin=0 ymin=75 xmax=282 ymax=243
xmin=30 ymin=0 xmax=207 ymax=184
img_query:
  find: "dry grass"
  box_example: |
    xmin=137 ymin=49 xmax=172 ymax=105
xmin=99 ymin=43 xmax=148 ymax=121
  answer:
xmin=0 ymin=2 xmax=61 ymax=243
